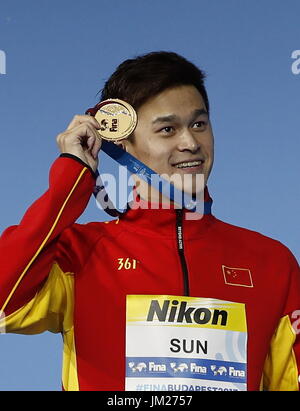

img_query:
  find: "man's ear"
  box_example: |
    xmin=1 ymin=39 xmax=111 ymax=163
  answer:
xmin=114 ymin=133 xmax=135 ymax=151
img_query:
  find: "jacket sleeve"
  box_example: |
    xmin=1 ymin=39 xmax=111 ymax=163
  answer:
xmin=262 ymin=248 xmax=300 ymax=391
xmin=0 ymin=155 xmax=96 ymax=334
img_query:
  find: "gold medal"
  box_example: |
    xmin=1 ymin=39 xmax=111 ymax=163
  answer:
xmin=94 ymin=99 xmax=137 ymax=141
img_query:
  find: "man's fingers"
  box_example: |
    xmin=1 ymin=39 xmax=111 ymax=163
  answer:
xmin=56 ymin=114 xmax=102 ymax=172
xmin=86 ymin=135 xmax=96 ymax=151
xmin=78 ymin=125 xmax=102 ymax=160
xmin=57 ymin=123 xmax=97 ymax=152
xmin=91 ymin=134 xmax=102 ymax=159
xmin=66 ymin=114 xmax=100 ymax=131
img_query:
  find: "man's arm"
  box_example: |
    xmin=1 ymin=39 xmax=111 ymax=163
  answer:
xmin=0 ymin=114 xmax=102 ymax=332
xmin=262 ymin=249 xmax=300 ymax=391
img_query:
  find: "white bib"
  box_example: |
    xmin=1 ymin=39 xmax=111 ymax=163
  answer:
xmin=126 ymin=295 xmax=247 ymax=391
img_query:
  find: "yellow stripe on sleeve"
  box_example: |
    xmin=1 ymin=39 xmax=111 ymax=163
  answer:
xmin=1 ymin=167 xmax=88 ymax=313
xmin=262 ymin=315 xmax=299 ymax=391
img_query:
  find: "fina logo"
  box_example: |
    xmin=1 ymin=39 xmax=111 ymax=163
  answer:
xmin=211 ymin=365 xmax=227 ymax=376
xmin=210 ymin=365 xmax=246 ymax=379
xmin=170 ymin=362 xmax=189 ymax=373
xmin=0 ymin=50 xmax=6 ymax=75
xmin=128 ymin=362 xmax=147 ymax=372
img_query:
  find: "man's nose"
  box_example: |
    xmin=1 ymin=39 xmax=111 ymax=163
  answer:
xmin=177 ymin=129 xmax=200 ymax=152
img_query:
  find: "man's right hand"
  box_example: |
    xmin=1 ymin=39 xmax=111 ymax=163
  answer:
xmin=56 ymin=115 xmax=102 ymax=173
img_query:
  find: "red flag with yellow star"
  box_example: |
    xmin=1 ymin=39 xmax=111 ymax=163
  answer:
xmin=222 ymin=265 xmax=253 ymax=287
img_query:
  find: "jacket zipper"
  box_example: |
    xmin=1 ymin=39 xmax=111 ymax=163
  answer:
xmin=175 ymin=209 xmax=190 ymax=296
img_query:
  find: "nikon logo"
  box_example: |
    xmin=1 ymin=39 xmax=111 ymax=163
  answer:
xmin=146 ymin=299 xmax=228 ymax=326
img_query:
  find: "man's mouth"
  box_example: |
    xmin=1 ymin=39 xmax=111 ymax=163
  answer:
xmin=173 ymin=160 xmax=204 ymax=170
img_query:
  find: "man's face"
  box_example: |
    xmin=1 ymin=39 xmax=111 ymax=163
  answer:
xmin=124 ymin=85 xmax=214 ymax=199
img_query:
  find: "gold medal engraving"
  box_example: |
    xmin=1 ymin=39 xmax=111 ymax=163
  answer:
xmin=95 ymin=99 xmax=137 ymax=141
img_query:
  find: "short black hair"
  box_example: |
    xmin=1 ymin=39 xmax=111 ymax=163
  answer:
xmin=100 ymin=51 xmax=209 ymax=115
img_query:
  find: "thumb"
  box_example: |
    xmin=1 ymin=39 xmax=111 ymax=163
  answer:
xmin=91 ymin=135 xmax=103 ymax=160
xmin=86 ymin=135 xmax=96 ymax=150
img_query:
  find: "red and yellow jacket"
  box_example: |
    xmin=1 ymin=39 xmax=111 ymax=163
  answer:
xmin=0 ymin=155 xmax=299 ymax=391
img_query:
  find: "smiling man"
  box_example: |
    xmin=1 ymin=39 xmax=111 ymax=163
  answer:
xmin=0 ymin=51 xmax=299 ymax=391
xmin=121 ymin=85 xmax=214 ymax=201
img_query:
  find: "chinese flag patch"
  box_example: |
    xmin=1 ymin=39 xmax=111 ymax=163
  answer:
xmin=222 ymin=265 xmax=253 ymax=287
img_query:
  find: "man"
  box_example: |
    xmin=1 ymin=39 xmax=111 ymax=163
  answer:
xmin=0 ymin=51 xmax=299 ymax=391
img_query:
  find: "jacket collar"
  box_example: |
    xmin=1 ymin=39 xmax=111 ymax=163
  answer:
xmin=119 ymin=187 xmax=215 ymax=239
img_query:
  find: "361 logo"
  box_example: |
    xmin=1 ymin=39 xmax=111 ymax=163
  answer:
xmin=0 ymin=50 xmax=6 ymax=75
xmin=117 ymin=257 xmax=139 ymax=270
xmin=291 ymin=50 xmax=300 ymax=75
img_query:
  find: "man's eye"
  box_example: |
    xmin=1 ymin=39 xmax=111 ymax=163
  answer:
xmin=160 ymin=126 xmax=174 ymax=133
xmin=193 ymin=121 xmax=207 ymax=129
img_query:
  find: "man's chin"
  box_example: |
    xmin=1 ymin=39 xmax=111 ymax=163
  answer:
xmin=168 ymin=172 xmax=206 ymax=192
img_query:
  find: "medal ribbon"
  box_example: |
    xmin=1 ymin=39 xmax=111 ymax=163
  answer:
xmin=99 ymin=140 xmax=212 ymax=215
xmin=86 ymin=104 xmax=212 ymax=215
